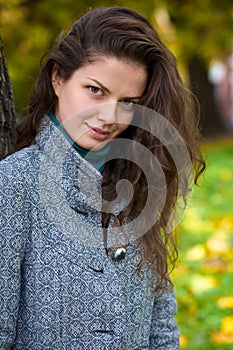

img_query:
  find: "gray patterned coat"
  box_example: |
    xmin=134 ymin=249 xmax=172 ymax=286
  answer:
xmin=0 ymin=118 xmax=180 ymax=349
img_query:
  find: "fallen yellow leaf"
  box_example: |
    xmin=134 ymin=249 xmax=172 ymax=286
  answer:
xmin=180 ymin=334 xmax=188 ymax=348
xmin=212 ymin=331 xmax=233 ymax=344
xmin=185 ymin=244 xmax=206 ymax=261
xmin=212 ymin=316 xmax=233 ymax=344
xmin=221 ymin=316 xmax=233 ymax=334
xmin=218 ymin=216 xmax=233 ymax=230
xmin=190 ymin=275 xmax=218 ymax=293
xmin=217 ymin=297 xmax=233 ymax=309
xmin=207 ymin=234 xmax=231 ymax=255
xmin=202 ymin=258 xmax=229 ymax=272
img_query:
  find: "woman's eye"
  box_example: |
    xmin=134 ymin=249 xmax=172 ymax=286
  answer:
xmin=88 ymin=86 xmax=103 ymax=95
xmin=121 ymin=99 xmax=135 ymax=109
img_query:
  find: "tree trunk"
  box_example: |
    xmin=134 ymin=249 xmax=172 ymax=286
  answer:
xmin=188 ymin=55 xmax=228 ymax=138
xmin=0 ymin=36 xmax=16 ymax=160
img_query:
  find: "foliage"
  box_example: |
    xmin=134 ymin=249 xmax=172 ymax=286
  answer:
xmin=173 ymin=139 xmax=233 ymax=349
xmin=0 ymin=0 xmax=94 ymax=112
xmin=153 ymin=0 xmax=233 ymax=65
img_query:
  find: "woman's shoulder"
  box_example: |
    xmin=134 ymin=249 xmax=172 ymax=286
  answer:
xmin=0 ymin=145 xmax=40 ymax=188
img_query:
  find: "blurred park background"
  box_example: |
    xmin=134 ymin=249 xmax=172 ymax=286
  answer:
xmin=1 ymin=0 xmax=233 ymax=349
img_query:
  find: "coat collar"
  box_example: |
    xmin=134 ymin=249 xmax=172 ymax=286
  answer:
xmin=35 ymin=117 xmax=140 ymax=251
xmin=36 ymin=116 xmax=103 ymax=212
xmin=35 ymin=117 xmax=106 ymax=248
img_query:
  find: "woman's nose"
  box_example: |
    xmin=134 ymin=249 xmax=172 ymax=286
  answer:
xmin=96 ymin=102 xmax=118 ymax=124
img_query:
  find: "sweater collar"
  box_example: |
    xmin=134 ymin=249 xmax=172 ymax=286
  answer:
xmin=48 ymin=112 xmax=111 ymax=173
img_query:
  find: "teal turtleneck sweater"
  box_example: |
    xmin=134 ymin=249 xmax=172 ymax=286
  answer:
xmin=49 ymin=112 xmax=110 ymax=173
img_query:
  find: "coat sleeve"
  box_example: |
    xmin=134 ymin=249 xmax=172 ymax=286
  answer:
xmin=149 ymin=288 xmax=180 ymax=350
xmin=0 ymin=165 xmax=26 ymax=349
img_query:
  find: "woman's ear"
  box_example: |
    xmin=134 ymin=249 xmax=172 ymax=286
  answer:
xmin=51 ymin=68 xmax=62 ymax=96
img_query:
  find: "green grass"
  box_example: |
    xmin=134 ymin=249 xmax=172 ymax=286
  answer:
xmin=172 ymin=139 xmax=233 ymax=349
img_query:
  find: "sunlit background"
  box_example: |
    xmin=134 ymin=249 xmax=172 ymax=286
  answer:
xmin=1 ymin=1 xmax=233 ymax=348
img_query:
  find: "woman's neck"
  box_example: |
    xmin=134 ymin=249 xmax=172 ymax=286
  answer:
xmin=48 ymin=111 xmax=110 ymax=173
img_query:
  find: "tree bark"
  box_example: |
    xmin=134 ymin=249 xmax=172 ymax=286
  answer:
xmin=0 ymin=36 xmax=16 ymax=160
xmin=188 ymin=55 xmax=228 ymax=138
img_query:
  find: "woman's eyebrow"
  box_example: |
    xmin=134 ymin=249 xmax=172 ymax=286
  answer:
xmin=86 ymin=78 xmax=143 ymax=100
xmin=87 ymin=78 xmax=111 ymax=94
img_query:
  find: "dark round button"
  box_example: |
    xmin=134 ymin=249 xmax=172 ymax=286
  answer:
xmin=112 ymin=247 xmax=127 ymax=262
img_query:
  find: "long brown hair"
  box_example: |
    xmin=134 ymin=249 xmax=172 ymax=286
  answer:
xmin=11 ymin=7 xmax=205 ymax=291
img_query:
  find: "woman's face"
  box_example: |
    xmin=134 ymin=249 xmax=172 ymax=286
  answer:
xmin=52 ymin=56 xmax=147 ymax=150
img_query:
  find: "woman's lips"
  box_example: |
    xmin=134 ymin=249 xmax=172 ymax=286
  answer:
xmin=86 ymin=124 xmax=111 ymax=139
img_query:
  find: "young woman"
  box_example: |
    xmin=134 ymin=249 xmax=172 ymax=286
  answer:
xmin=0 ymin=6 xmax=205 ymax=349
